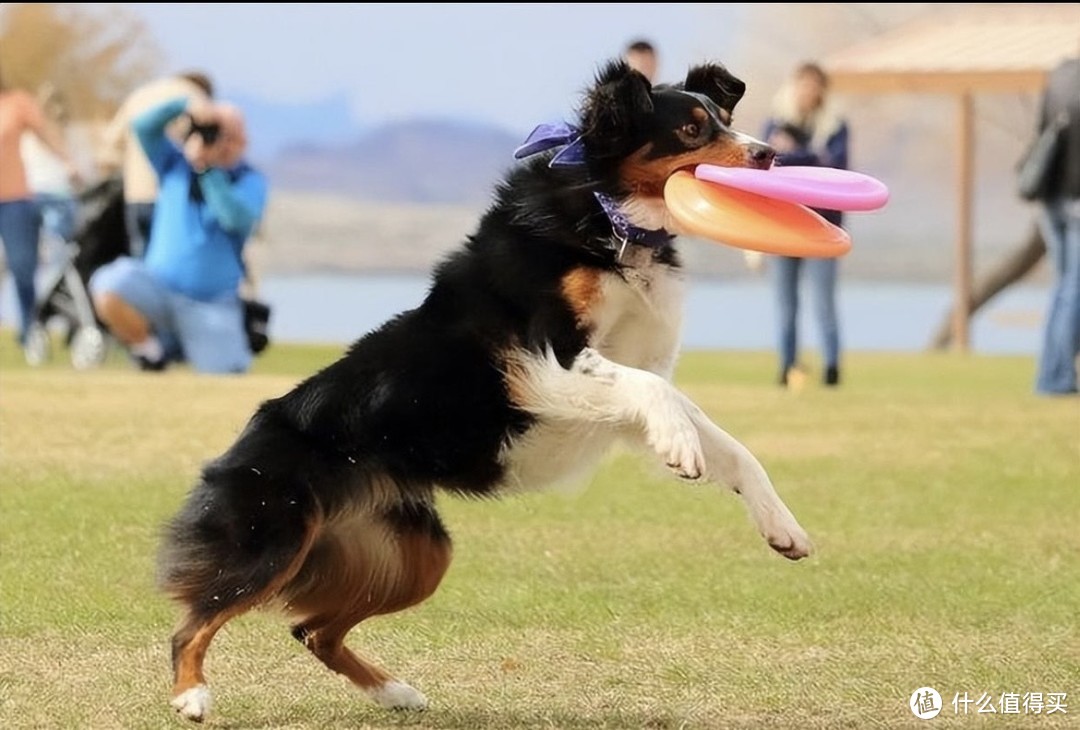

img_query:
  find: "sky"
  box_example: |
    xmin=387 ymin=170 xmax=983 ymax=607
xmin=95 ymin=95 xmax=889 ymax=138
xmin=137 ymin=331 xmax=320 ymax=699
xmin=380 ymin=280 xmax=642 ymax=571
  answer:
xmin=114 ymin=3 xmax=746 ymax=136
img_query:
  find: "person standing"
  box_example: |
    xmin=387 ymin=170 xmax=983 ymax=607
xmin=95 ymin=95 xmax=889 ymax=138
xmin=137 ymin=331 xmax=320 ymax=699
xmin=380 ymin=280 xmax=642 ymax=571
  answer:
xmin=623 ymin=39 xmax=658 ymax=83
xmin=21 ymin=84 xmax=85 ymax=288
xmin=1027 ymin=56 xmax=1080 ymax=396
xmin=760 ymin=62 xmax=850 ymax=388
xmin=98 ymin=71 xmax=214 ymax=258
xmin=0 ymin=69 xmax=79 ymax=346
xmin=90 ymin=97 xmax=268 ymax=374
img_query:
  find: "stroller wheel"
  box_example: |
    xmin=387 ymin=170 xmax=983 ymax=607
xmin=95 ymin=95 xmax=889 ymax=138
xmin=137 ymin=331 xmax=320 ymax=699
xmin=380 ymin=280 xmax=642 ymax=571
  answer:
xmin=23 ymin=324 xmax=52 ymax=366
xmin=70 ymin=326 xmax=108 ymax=370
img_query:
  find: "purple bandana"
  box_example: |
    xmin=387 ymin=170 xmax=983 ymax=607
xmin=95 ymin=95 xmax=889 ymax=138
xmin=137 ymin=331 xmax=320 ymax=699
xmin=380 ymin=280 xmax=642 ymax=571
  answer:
xmin=513 ymin=121 xmax=587 ymax=166
xmin=515 ymin=122 xmax=671 ymax=248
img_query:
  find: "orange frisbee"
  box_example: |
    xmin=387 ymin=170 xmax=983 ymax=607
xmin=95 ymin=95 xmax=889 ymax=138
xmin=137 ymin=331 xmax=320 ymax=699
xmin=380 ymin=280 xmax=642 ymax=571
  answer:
xmin=664 ymin=171 xmax=852 ymax=258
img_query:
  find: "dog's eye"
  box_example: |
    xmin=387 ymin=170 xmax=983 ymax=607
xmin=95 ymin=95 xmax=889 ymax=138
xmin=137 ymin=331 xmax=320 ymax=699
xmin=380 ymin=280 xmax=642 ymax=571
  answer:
xmin=681 ymin=123 xmax=701 ymax=138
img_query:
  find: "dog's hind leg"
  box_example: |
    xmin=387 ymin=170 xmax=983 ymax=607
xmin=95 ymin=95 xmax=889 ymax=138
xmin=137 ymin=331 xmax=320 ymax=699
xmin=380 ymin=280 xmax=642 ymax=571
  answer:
xmin=290 ymin=617 xmax=430 ymax=711
xmin=160 ymin=484 xmax=322 ymax=723
xmin=168 ymin=607 xmax=240 ymax=721
xmin=285 ymin=507 xmax=452 ymax=711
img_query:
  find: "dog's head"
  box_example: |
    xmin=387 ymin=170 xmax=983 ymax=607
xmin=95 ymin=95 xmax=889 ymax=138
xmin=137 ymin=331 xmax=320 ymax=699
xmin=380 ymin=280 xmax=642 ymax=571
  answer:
xmin=578 ymin=60 xmax=773 ymax=201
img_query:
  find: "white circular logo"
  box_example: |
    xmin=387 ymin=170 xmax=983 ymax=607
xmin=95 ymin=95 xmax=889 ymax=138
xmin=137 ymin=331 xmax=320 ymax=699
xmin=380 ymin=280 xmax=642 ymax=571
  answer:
xmin=910 ymin=687 xmax=943 ymax=719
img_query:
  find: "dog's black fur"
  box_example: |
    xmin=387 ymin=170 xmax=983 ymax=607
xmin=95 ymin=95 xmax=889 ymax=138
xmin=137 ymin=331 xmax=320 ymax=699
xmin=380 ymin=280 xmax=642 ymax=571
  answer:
xmin=159 ymin=59 xmax=809 ymax=722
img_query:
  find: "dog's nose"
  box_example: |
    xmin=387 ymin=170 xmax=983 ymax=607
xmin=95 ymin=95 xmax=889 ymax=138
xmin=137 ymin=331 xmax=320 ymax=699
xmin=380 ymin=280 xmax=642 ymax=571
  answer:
xmin=747 ymin=143 xmax=775 ymax=169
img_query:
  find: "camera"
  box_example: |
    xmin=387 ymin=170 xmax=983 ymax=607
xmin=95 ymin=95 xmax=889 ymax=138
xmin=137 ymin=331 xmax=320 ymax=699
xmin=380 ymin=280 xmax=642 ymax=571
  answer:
xmin=182 ymin=113 xmax=221 ymax=146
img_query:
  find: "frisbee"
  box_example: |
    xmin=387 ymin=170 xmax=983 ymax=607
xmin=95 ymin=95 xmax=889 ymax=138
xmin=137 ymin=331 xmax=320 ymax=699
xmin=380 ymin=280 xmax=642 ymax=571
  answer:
xmin=664 ymin=171 xmax=852 ymax=258
xmin=694 ymin=164 xmax=889 ymax=211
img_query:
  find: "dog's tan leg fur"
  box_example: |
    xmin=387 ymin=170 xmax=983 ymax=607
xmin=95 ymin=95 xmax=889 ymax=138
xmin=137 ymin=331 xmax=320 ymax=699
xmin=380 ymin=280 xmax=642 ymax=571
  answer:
xmin=285 ymin=515 xmax=452 ymax=710
xmin=169 ymin=516 xmax=323 ymax=722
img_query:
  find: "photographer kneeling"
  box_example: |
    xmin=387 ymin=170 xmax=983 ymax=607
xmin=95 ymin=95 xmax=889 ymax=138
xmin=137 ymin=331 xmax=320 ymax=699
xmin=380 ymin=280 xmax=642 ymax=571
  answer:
xmin=91 ymin=96 xmax=268 ymax=373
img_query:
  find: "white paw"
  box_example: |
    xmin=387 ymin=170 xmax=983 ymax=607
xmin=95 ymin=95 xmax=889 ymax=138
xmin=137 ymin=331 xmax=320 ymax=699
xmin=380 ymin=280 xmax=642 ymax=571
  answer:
xmin=763 ymin=519 xmax=814 ymax=561
xmin=645 ymin=403 xmax=704 ymax=480
xmin=367 ymin=680 xmax=428 ymax=711
xmin=171 ymin=684 xmax=212 ymax=722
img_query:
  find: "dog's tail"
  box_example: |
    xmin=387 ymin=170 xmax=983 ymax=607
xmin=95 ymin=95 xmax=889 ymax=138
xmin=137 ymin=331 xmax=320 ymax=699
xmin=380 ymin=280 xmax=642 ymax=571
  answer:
xmin=156 ymin=444 xmax=321 ymax=619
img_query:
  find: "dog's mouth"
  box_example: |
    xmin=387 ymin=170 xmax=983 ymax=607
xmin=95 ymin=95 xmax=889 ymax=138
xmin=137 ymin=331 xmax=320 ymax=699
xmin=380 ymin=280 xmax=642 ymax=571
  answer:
xmin=673 ymin=155 xmax=764 ymax=175
xmin=671 ymin=162 xmax=717 ymax=180
xmin=675 ymin=155 xmax=773 ymax=175
xmin=671 ymin=161 xmax=735 ymax=178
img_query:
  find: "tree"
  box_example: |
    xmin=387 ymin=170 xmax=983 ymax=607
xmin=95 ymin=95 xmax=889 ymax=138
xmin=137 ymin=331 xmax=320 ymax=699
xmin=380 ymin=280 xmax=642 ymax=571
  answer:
xmin=0 ymin=3 xmax=162 ymax=119
xmin=927 ymin=226 xmax=1046 ymax=350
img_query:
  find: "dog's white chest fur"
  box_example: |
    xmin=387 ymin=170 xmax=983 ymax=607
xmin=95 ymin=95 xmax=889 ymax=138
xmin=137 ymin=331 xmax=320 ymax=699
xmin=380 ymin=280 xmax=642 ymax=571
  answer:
xmin=589 ymin=247 xmax=684 ymax=377
xmin=498 ymin=247 xmax=685 ymax=492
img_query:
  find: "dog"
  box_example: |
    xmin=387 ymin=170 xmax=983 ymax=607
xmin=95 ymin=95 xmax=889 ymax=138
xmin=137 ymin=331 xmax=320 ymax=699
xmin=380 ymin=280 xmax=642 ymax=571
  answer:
xmin=158 ymin=59 xmax=813 ymax=723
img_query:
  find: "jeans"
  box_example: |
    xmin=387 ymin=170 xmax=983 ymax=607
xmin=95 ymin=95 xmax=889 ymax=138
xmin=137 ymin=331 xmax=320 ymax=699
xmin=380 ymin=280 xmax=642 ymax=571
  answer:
xmin=35 ymin=193 xmax=78 ymax=242
xmin=0 ymin=198 xmax=42 ymax=343
xmin=773 ymin=255 xmax=840 ymax=373
xmin=36 ymin=193 xmax=78 ymax=280
xmin=1035 ymin=196 xmax=1080 ymax=395
xmin=89 ymin=256 xmax=252 ymax=374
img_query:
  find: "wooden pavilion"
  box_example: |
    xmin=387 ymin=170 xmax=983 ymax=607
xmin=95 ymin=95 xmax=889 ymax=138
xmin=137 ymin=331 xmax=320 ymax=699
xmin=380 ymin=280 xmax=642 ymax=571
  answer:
xmin=822 ymin=4 xmax=1080 ymax=351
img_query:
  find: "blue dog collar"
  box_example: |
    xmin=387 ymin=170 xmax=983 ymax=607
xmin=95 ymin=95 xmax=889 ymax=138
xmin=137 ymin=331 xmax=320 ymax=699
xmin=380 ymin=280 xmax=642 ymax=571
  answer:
xmin=592 ymin=192 xmax=673 ymax=249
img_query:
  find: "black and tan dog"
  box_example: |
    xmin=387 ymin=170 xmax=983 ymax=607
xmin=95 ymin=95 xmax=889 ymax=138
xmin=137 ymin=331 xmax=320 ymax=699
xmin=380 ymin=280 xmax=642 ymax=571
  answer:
xmin=158 ymin=59 xmax=813 ymax=722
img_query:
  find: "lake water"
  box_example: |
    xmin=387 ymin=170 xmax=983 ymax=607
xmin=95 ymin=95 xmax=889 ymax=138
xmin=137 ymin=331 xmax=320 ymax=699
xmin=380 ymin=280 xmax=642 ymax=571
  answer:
xmin=1 ymin=269 xmax=1050 ymax=355
xmin=258 ymin=273 xmax=1051 ymax=355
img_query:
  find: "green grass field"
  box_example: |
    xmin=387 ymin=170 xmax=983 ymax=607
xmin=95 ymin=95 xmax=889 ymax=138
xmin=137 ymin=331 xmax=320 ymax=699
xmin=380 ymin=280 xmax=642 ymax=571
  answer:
xmin=1 ymin=337 xmax=1077 ymax=729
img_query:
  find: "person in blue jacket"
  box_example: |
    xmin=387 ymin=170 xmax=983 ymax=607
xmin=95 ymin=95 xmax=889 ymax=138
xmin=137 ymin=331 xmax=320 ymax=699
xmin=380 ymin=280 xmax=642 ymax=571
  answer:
xmin=759 ymin=62 xmax=850 ymax=388
xmin=90 ymin=96 xmax=268 ymax=373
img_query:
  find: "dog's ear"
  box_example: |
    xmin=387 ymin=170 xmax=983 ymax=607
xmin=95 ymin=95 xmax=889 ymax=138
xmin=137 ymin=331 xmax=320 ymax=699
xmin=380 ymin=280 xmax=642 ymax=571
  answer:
xmin=683 ymin=62 xmax=746 ymax=118
xmin=579 ymin=60 xmax=654 ymax=150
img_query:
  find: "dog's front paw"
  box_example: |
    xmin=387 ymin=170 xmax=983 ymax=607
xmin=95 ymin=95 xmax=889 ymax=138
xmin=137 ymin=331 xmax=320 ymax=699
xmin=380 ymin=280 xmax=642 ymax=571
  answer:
xmin=646 ymin=407 xmax=705 ymax=480
xmin=171 ymin=684 xmax=212 ymax=722
xmin=764 ymin=520 xmax=814 ymax=561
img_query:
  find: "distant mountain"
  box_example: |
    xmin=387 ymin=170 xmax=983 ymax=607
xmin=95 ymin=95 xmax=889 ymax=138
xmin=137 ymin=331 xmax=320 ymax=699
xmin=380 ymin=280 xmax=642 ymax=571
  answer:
xmin=266 ymin=118 xmax=524 ymax=204
xmin=224 ymin=90 xmax=359 ymax=167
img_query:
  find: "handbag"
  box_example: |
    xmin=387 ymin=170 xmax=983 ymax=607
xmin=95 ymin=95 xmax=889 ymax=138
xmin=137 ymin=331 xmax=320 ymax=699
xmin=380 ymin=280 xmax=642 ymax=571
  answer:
xmin=1017 ymin=112 xmax=1068 ymax=202
xmin=242 ymin=297 xmax=271 ymax=355
xmin=228 ymin=241 xmax=272 ymax=356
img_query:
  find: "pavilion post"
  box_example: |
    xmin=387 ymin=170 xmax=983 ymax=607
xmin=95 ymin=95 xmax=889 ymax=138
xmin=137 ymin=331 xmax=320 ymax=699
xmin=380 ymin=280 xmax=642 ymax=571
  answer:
xmin=953 ymin=91 xmax=975 ymax=352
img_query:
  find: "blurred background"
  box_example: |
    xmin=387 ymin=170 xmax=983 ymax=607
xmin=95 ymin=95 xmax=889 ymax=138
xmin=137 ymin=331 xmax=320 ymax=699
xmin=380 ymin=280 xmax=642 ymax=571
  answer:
xmin=0 ymin=3 xmax=1073 ymax=353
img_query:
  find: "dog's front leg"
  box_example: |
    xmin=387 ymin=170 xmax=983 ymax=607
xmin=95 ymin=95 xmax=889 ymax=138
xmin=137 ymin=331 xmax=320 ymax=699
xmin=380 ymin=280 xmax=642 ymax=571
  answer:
xmin=510 ymin=347 xmax=706 ymax=480
xmin=672 ymin=393 xmax=813 ymax=560
xmin=510 ymin=348 xmax=810 ymax=559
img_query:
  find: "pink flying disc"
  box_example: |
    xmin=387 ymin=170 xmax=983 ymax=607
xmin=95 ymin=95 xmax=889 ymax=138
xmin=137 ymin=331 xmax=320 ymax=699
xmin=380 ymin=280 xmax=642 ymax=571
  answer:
xmin=664 ymin=171 xmax=851 ymax=258
xmin=694 ymin=164 xmax=889 ymax=211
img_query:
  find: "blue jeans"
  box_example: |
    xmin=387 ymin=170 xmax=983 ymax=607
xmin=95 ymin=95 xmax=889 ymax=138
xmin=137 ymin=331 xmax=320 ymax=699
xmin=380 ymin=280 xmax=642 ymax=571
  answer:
xmin=35 ymin=193 xmax=78 ymax=242
xmin=36 ymin=193 xmax=78 ymax=280
xmin=89 ymin=256 xmax=252 ymax=374
xmin=773 ymin=255 xmax=840 ymax=373
xmin=1035 ymin=197 xmax=1080 ymax=395
xmin=0 ymin=198 xmax=42 ymax=343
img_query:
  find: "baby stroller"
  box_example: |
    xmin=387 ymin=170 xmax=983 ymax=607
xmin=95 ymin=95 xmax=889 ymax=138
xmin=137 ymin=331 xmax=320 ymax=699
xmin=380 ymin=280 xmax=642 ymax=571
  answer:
xmin=23 ymin=175 xmax=129 ymax=369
